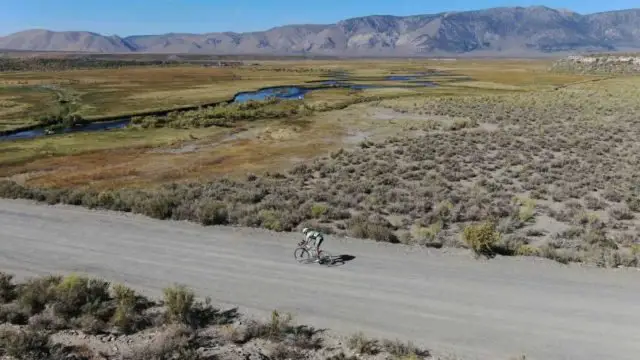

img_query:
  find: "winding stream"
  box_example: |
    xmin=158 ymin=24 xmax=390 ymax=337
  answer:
xmin=1 ymin=74 xmax=440 ymax=141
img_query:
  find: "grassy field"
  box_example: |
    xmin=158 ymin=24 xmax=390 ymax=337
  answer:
xmin=0 ymin=58 xmax=598 ymax=132
xmin=5 ymin=56 xmax=638 ymax=266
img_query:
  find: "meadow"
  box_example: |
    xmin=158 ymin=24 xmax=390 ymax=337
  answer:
xmin=3 ymin=54 xmax=638 ymax=267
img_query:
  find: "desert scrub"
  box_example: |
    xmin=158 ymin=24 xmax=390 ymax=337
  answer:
xmin=410 ymin=221 xmax=443 ymax=247
xmin=127 ymin=325 xmax=202 ymax=360
xmin=233 ymin=310 xmax=323 ymax=350
xmin=0 ymin=326 xmax=97 ymax=360
xmin=513 ymin=196 xmax=536 ymax=223
xmin=162 ymin=284 xmax=220 ymax=329
xmin=2 ymin=273 xmax=158 ymax=334
xmin=381 ymin=339 xmax=430 ymax=359
xmin=347 ymin=214 xmax=398 ymax=243
xmin=16 ymin=275 xmax=63 ymax=316
xmin=1 ymin=272 xmax=439 ymax=360
xmin=0 ymin=328 xmax=54 ymax=360
xmin=52 ymin=274 xmax=111 ymax=323
xmin=110 ymin=283 xmax=151 ymax=334
xmin=347 ymin=332 xmax=379 ymax=355
xmin=463 ymin=220 xmax=501 ymax=257
xmin=163 ymin=284 xmax=196 ymax=325
xmin=346 ymin=333 xmax=430 ymax=359
xmin=5 ymin=77 xmax=640 ymax=266
xmin=311 ymin=203 xmax=329 ymax=218
xmin=0 ymin=272 xmax=16 ymax=303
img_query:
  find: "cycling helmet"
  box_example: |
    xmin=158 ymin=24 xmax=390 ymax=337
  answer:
xmin=302 ymin=227 xmax=310 ymax=235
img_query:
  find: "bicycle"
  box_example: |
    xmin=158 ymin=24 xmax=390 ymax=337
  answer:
xmin=294 ymin=240 xmax=333 ymax=265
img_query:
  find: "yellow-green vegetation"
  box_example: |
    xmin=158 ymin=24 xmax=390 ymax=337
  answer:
xmin=0 ymin=86 xmax=60 ymax=131
xmin=463 ymin=221 xmax=501 ymax=257
xmin=0 ymin=66 xmax=314 ymax=121
xmin=0 ymin=57 xmax=589 ymax=132
xmin=0 ymin=272 xmax=430 ymax=360
xmin=513 ymin=196 xmax=536 ymax=223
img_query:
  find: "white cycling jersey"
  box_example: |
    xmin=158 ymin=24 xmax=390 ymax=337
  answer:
xmin=305 ymin=231 xmax=323 ymax=246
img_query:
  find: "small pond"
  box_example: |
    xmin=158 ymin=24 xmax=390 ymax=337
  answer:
xmin=232 ymin=86 xmax=308 ymax=102
xmin=386 ymin=75 xmax=422 ymax=81
xmin=2 ymin=118 xmax=131 ymax=141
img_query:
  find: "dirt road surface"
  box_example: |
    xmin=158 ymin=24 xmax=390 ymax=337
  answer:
xmin=1 ymin=199 xmax=639 ymax=360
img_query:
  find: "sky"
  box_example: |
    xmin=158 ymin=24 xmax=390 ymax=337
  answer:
xmin=1 ymin=0 xmax=637 ymax=36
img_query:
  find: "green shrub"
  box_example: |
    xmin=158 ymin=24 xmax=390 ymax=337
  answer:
xmin=515 ymin=197 xmax=536 ymax=222
xmin=259 ymin=210 xmax=285 ymax=231
xmin=0 ymin=180 xmax=32 ymax=199
xmin=239 ymin=309 xmax=319 ymax=348
xmin=347 ymin=215 xmax=398 ymax=243
xmin=243 ymin=310 xmax=294 ymax=342
xmin=411 ymin=221 xmax=443 ymax=246
xmin=163 ymin=284 xmax=195 ymax=325
xmin=195 ymin=199 xmax=229 ymax=225
xmin=111 ymin=283 xmax=142 ymax=334
xmin=265 ymin=310 xmax=293 ymax=341
xmin=462 ymin=220 xmax=501 ymax=257
xmin=0 ymin=272 xmax=16 ymax=303
xmin=626 ymin=196 xmax=640 ymax=212
xmin=52 ymin=274 xmax=111 ymax=321
xmin=16 ymin=275 xmax=62 ymax=316
xmin=0 ymin=328 xmax=53 ymax=360
xmin=0 ymin=303 xmax=29 ymax=325
xmin=311 ymin=204 xmax=328 ymax=218
xmin=131 ymin=192 xmax=177 ymax=219
xmin=515 ymin=245 xmax=541 ymax=257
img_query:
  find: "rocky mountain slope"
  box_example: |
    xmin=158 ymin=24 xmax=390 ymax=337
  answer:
xmin=1 ymin=6 xmax=640 ymax=56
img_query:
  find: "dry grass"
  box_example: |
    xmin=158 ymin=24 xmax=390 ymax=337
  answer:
xmin=0 ymin=117 xmax=341 ymax=189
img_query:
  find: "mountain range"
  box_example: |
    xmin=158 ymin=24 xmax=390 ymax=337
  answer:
xmin=1 ymin=6 xmax=640 ymax=56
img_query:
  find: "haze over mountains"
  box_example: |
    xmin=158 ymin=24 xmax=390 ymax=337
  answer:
xmin=1 ymin=6 xmax=639 ymax=56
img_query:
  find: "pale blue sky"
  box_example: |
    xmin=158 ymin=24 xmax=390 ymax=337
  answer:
xmin=1 ymin=0 xmax=637 ymax=36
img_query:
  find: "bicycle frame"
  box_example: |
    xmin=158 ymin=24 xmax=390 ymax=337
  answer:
xmin=299 ymin=241 xmax=318 ymax=255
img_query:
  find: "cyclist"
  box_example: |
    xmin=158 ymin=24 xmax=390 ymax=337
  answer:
xmin=302 ymin=227 xmax=324 ymax=261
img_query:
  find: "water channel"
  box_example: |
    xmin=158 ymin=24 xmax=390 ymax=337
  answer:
xmin=1 ymin=74 xmax=440 ymax=141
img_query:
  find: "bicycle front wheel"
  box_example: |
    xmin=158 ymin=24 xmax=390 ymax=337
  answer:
xmin=294 ymin=247 xmax=313 ymax=264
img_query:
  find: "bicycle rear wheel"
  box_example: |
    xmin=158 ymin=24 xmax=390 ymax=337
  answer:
xmin=294 ymin=247 xmax=313 ymax=264
xmin=317 ymin=250 xmax=333 ymax=265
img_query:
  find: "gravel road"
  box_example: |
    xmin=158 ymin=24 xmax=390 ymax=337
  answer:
xmin=1 ymin=199 xmax=639 ymax=360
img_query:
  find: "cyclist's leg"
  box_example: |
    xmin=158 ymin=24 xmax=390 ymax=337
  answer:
xmin=316 ymin=235 xmax=324 ymax=256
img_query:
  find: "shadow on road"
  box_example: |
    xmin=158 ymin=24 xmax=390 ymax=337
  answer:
xmin=327 ymin=254 xmax=356 ymax=267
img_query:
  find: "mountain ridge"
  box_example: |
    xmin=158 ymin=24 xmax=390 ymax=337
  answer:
xmin=2 ymin=6 xmax=640 ymax=56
